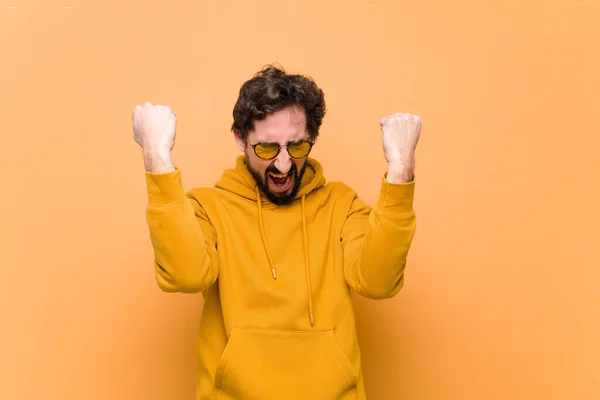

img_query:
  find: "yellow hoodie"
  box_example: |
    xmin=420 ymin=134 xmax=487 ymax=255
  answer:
xmin=144 ymin=155 xmax=416 ymax=400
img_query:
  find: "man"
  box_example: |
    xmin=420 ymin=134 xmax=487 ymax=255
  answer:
xmin=133 ymin=65 xmax=420 ymax=400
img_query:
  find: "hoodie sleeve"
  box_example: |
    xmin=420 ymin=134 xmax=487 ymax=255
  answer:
xmin=341 ymin=174 xmax=416 ymax=299
xmin=145 ymin=168 xmax=218 ymax=293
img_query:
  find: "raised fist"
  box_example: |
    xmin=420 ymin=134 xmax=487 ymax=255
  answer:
xmin=132 ymin=102 xmax=177 ymax=153
xmin=380 ymin=112 xmax=421 ymax=166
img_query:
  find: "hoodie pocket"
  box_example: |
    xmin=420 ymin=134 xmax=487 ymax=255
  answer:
xmin=214 ymin=328 xmax=357 ymax=400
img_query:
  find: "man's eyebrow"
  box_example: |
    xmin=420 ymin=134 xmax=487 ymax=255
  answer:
xmin=256 ymin=139 xmax=305 ymax=145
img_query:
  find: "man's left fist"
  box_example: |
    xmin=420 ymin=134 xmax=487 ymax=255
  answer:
xmin=380 ymin=112 xmax=421 ymax=166
xmin=380 ymin=113 xmax=421 ymax=183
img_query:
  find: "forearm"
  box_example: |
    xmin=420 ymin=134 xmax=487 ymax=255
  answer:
xmin=352 ymin=210 xmax=415 ymax=299
xmin=145 ymin=169 xmax=218 ymax=293
xmin=343 ymin=178 xmax=416 ymax=299
xmin=147 ymin=203 xmax=216 ymax=293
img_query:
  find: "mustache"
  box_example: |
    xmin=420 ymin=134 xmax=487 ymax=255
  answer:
xmin=266 ymin=164 xmax=297 ymax=175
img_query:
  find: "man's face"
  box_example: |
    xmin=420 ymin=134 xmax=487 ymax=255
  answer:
xmin=235 ymin=105 xmax=311 ymax=205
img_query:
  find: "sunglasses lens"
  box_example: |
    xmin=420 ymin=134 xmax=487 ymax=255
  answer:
xmin=255 ymin=143 xmax=280 ymax=159
xmin=288 ymin=141 xmax=312 ymax=158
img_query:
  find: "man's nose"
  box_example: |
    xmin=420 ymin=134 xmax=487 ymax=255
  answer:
xmin=273 ymin=148 xmax=292 ymax=174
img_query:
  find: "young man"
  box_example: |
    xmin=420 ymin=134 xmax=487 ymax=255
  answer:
xmin=133 ymin=65 xmax=420 ymax=400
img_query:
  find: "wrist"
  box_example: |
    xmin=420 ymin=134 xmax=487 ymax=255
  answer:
xmin=143 ymin=147 xmax=175 ymax=173
xmin=386 ymin=162 xmax=414 ymax=184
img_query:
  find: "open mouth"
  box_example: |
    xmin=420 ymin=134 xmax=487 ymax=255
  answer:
xmin=268 ymin=171 xmax=293 ymax=192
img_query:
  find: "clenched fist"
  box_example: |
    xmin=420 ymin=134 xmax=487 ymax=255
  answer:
xmin=132 ymin=102 xmax=177 ymax=173
xmin=380 ymin=113 xmax=421 ymax=183
xmin=133 ymin=102 xmax=177 ymax=151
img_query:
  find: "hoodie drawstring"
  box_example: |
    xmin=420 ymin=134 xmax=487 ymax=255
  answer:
xmin=255 ymin=187 xmax=315 ymax=325
xmin=256 ymin=187 xmax=277 ymax=280
xmin=301 ymin=196 xmax=315 ymax=325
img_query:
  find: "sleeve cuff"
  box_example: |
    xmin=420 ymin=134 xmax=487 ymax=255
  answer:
xmin=375 ymin=173 xmax=415 ymax=213
xmin=145 ymin=167 xmax=187 ymax=207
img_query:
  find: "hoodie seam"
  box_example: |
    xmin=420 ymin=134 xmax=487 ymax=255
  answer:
xmin=374 ymin=209 xmax=415 ymax=217
xmin=146 ymin=201 xmax=187 ymax=210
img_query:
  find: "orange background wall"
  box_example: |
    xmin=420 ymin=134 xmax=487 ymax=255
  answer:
xmin=1 ymin=0 xmax=598 ymax=399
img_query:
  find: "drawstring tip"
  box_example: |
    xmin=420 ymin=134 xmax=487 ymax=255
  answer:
xmin=309 ymin=312 xmax=314 ymax=325
xmin=271 ymin=267 xmax=277 ymax=280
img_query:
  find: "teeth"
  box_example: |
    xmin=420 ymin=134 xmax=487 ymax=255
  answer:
xmin=269 ymin=172 xmax=289 ymax=178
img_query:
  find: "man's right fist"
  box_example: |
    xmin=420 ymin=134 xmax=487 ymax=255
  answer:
xmin=132 ymin=102 xmax=177 ymax=152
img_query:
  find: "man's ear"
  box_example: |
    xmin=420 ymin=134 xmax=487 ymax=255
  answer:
xmin=234 ymin=132 xmax=246 ymax=152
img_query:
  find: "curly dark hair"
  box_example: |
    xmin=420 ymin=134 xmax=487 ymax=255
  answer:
xmin=231 ymin=64 xmax=326 ymax=141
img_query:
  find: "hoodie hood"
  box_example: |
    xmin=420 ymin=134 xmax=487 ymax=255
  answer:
xmin=213 ymin=155 xmax=326 ymax=325
xmin=214 ymin=155 xmax=327 ymax=206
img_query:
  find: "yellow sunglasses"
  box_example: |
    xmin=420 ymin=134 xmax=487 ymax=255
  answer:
xmin=251 ymin=140 xmax=315 ymax=160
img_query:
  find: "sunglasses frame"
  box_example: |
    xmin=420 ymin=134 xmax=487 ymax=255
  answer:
xmin=250 ymin=140 xmax=315 ymax=160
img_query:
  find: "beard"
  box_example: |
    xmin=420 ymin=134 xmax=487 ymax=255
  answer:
xmin=245 ymin=156 xmax=307 ymax=206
